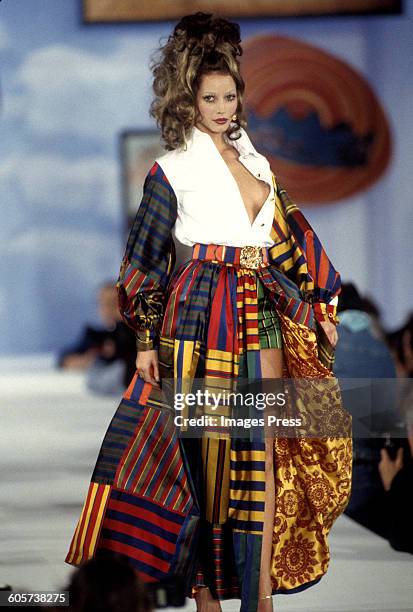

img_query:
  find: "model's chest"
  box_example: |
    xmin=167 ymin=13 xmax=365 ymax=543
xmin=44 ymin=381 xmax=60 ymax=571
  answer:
xmin=159 ymin=151 xmax=275 ymax=231
xmin=222 ymin=155 xmax=272 ymax=225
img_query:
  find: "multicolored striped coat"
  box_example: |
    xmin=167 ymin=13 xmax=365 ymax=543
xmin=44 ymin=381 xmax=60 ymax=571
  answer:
xmin=66 ymin=141 xmax=351 ymax=612
xmin=118 ymin=160 xmax=340 ymax=357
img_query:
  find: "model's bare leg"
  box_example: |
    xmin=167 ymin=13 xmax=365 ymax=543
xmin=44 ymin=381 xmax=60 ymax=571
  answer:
xmin=258 ymin=348 xmax=283 ymax=612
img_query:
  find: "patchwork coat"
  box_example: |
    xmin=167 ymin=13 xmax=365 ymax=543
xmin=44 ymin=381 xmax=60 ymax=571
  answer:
xmin=65 ymin=129 xmax=352 ymax=612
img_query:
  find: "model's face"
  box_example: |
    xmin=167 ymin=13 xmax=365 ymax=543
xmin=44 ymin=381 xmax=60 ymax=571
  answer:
xmin=195 ymin=72 xmax=238 ymax=136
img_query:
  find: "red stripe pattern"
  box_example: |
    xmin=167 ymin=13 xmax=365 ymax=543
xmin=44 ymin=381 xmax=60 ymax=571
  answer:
xmin=97 ymin=488 xmax=191 ymax=582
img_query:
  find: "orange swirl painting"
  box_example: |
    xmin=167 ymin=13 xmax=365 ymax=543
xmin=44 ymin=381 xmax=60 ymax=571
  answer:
xmin=241 ymin=34 xmax=392 ymax=203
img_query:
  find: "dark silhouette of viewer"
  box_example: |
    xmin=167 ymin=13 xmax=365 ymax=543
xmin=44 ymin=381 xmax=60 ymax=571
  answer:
xmin=57 ymin=281 xmax=136 ymax=393
xmin=377 ymin=389 xmax=413 ymax=555
xmin=333 ymin=282 xmax=399 ymax=533
xmin=64 ymin=555 xmax=152 ymax=612
xmin=386 ymin=312 xmax=413 ymax=378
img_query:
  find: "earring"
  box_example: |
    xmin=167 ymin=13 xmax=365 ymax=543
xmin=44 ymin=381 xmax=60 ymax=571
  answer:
xmin=231 ymin=114 xmax=237 ymax=121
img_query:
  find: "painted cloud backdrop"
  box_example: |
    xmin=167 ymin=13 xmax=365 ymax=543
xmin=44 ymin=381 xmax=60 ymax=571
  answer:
xmin=0 ymin=0 xmax=412 ymax=354
xmin=0 ymin=2 xmax=169 ymax=353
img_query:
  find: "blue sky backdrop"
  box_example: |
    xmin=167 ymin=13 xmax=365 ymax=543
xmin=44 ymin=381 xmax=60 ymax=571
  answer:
xmin=1 ymin=0 xmax=412 ymax=354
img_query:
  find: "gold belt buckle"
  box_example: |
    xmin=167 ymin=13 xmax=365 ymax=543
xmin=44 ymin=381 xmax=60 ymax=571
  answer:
xmin=239 ymin=245 xmax=263 ymax=269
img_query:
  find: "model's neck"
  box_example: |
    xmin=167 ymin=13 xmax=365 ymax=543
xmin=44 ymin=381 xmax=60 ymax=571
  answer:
xmin=194 ymin=124 xmax=229 ymax=154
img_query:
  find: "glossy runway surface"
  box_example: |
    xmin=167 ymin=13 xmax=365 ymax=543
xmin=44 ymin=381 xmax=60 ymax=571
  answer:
xmin=1 ymin=355 xmax=412 ymax=611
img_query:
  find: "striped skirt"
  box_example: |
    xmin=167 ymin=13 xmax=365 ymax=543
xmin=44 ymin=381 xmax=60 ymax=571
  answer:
xmin=65 ymin=242 xmax=352 ymax=612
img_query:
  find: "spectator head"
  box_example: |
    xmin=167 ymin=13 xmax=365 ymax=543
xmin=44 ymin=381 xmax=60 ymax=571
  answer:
xmin=337 ymin=282 xmax=365 ymax=313
xmin=360 ymin=296 xmax=380 ymax=320
xmin=398 ymin=388 xmax=413 ymax=458
xmin=386 ymin=313 xmax=413 ymax=377
xmin=66 ymin=554 xmax=152 ymax=612
xmin=97 ymin=281 xmax=122 ymax=327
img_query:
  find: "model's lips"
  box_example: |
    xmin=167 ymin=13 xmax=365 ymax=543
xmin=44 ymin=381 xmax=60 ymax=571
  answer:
xmin=213 ymin=118 xmax=228 ymax=124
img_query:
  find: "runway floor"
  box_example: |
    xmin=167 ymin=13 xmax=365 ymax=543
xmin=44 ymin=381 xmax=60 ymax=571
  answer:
xmin=1 ymin=354 xmax=412 ymax=611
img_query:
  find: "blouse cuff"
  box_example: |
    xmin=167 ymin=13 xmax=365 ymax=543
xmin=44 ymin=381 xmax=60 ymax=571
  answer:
xmin=136 ymin=326 xmax=160 ymax=352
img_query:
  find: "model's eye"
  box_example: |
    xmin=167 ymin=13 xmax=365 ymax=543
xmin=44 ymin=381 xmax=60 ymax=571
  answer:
xmin=203 ymin=95 xmax=215 ymax=103
xmin=226 ymin=94 xmax=236 ymax=101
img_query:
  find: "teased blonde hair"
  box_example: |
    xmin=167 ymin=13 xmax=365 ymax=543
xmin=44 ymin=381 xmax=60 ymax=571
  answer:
xmin=149 ymin=12 xmax=247 ymax=151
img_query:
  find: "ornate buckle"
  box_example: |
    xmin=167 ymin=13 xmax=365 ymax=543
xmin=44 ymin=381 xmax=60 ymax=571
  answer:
xmin=239 ymin=245 xmax=263 ymax=269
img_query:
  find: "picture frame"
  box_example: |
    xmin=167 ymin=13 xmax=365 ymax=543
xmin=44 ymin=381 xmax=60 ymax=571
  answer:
xmin=83 ymin=0 xmax=402 ymax=23
xmin=120 ymin=129 xmax=165 ymax=230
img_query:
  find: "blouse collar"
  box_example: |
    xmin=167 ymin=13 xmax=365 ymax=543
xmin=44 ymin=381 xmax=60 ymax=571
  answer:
xmin=191 ymin=124 xmax=261 ymax=159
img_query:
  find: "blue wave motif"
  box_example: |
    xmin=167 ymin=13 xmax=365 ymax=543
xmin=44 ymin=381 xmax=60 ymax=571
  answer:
xmin=247 ymin=108 xmax=374 ymax=167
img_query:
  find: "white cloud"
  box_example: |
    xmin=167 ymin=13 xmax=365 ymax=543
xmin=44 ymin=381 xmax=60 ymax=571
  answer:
xmin=0 ymin=20 xmax=11 ymax=50
xmin=5 ymin=36 xmax=159 ymax=138
xmin=0 ymin=152 xmax=120 ymax=221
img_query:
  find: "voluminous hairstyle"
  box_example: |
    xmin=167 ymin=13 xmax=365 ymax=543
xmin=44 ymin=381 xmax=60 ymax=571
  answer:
xmin=149 ymin=12 xmax=247 ymax=151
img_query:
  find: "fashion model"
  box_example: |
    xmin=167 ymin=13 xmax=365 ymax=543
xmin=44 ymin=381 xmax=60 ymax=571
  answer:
xmin=65 ymin=12 xmax=352 ymax=612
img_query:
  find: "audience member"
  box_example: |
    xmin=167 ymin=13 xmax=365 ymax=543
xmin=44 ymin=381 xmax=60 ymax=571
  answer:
xmin=63 ymin=555 xmax=152 ymax=612
xmin=386 ymin=313 xmax=413 ymax=378
xmin=378 ymin=399 xmax=413 ymax=554
xmin=333 ymin=283 xmax=399 ymax=534
xmin=57 ymin=281 xmax=136 ymax=393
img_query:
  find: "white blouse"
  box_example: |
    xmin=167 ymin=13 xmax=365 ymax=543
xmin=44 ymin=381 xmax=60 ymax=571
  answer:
xmin=155 ymin=125 xmax=276 ymax=248
xmin=155 ymin=126 xmax=338 ymax=307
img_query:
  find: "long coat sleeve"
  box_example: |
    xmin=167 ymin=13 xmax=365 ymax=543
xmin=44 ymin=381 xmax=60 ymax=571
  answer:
xmin=116 ymin=162 xmax=178 ymax=352
xmin=268 ymin=174 xmax=341 ymax=325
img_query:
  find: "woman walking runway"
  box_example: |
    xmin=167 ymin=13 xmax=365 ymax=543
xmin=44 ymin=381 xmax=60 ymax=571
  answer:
xmin=65 ymin=12 xmax=352 ymax=612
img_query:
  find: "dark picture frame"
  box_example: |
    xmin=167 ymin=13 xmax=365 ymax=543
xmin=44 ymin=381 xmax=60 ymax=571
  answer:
xmin=83 ymin=0 xmax=402 ymax=23
xmin=120 ymin=129 xmax=165 ymax=231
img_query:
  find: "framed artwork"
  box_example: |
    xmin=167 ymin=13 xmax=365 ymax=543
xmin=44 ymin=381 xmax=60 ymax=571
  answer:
xmin=83 ymin=0 xmax=402 ymax=22
xmin=120 ymin=130 xmax=165 ymax=230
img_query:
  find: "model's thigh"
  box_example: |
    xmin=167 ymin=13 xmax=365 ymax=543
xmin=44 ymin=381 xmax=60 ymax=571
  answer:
xmin=260 ymin=348 xmax=283 ymax=378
